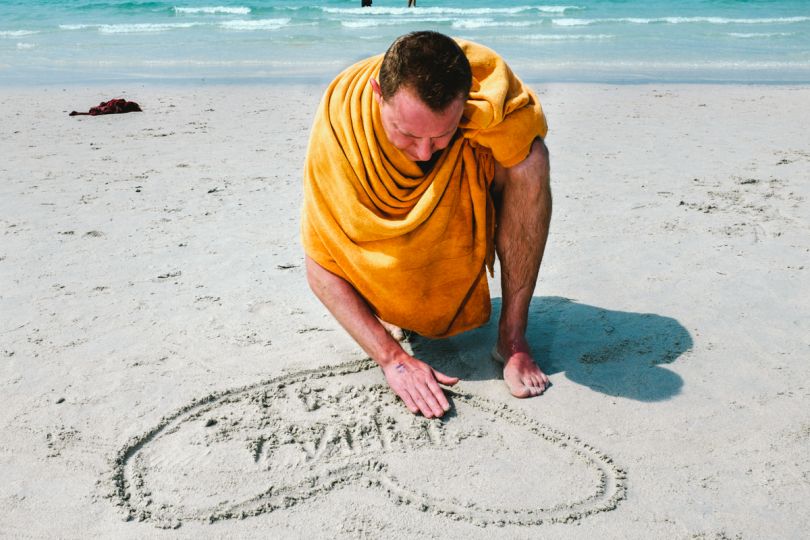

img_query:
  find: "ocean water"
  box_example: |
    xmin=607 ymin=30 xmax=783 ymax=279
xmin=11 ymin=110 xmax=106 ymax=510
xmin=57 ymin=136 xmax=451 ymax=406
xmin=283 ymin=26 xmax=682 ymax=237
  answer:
xmin=1 ymin=0 xmax=809 ymax=85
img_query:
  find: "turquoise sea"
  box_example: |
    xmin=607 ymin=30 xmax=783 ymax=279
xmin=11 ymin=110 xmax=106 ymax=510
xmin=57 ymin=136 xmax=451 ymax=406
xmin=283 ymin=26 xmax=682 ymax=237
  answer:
xmin=1 ymin=0 xmax=809 ymax=84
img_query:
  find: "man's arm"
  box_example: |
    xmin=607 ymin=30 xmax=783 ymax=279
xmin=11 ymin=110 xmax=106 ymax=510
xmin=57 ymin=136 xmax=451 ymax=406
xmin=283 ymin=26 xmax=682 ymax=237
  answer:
xmin=305 ymin=255 xmax=459 ymax=417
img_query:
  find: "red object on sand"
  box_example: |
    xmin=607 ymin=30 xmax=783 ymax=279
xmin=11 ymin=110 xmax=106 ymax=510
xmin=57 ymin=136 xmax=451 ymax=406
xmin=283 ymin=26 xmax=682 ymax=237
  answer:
xmin=69 ymin=98 xmax=142 ymax=116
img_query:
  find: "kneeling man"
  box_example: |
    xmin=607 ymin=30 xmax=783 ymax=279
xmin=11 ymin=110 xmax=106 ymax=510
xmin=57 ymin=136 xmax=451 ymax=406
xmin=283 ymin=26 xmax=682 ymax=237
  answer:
xmin=302 ymin=31 xmax=552 ymax=418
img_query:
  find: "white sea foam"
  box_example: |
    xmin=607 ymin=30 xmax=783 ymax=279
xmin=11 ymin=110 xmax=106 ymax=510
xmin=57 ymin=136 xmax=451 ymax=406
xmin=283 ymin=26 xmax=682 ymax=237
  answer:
xmin=553 ymin=16 xmax=810 ymax=26
xmin=219 ymin=18 xmax=291 ymax=31
xmin=132 ymin=59 xmax=346 ymax=74
xmin=657 ymin=16 xmax=810 ymax=24
xmin=521 ymin=59 xmax=810 ymax=70
xmin=452 ymin=19 xmax=534 ymax=29
xmin=341 ymin=18 xmax=451 ymax=28
xmin=552 ymin=18 xmax=594 ymax=26
xmin=535 ymin=5 xmax=582 ymax=14
xmin=98 ymin=22 xmax=200 ymax=34
xmin=517 ymin=33 xmax=614 ymax=41
xmin=341 ymin=20 xmax=405 ymax=28
xmin=727 ymin=32 xmax=794 ymax=38
xmin=0 ymin=30 xmax=38 ymax=37
xmin=174 ymin=6 xmax=251 ymax=15
xmin=16 ymin=42 xmax=36 ymax=49
xmin=324 ymin=6 xmax=581 ymax=16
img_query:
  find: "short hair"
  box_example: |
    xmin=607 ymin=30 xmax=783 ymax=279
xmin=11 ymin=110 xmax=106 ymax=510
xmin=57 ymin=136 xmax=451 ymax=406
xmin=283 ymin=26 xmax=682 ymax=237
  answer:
xmin=378 ymin=31 xmax=472 ymax=112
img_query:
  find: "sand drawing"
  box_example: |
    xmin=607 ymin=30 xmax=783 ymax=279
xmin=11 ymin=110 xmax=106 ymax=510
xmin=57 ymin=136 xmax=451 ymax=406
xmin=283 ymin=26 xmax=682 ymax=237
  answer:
xmin=109 ymin=359 xmax=626 ymax=529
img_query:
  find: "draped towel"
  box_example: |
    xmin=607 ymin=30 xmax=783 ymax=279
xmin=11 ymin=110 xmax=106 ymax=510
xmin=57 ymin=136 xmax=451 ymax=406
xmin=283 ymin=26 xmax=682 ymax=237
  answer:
xmin=301 ymin=39 xmax=547 ymax=338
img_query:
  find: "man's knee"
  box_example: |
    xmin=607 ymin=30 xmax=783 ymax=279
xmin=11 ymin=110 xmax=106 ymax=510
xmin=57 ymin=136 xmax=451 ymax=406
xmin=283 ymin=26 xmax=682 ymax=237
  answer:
xmin=524 ymin=137 xmax=550 ymax=183
xmin=507 ymin=138 xmax=550 ymax=196
xmin=494 ymin=135 xmax=548 ymax=185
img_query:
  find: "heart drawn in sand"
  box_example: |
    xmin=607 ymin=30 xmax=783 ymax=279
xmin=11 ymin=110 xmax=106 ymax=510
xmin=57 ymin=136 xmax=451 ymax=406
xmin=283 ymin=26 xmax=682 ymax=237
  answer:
xmin=110 ymin=359 xmax=626 ymax=528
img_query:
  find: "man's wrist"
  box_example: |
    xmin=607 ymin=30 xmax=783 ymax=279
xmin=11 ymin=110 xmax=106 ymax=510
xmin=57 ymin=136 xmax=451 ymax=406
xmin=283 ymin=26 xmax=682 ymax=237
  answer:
xmin=375 ymin=344 xmax=411 ymax=369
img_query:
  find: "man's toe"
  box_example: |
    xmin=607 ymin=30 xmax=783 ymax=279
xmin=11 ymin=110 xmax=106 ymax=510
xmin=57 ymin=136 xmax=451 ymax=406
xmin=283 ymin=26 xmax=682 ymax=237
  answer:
xmin=507 ymin=382 xmax=533 ymax=398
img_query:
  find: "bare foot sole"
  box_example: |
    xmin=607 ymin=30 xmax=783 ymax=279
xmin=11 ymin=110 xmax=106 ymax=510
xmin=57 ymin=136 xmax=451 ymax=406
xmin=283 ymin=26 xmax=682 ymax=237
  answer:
xmin=491 ymin=346 xmax=550 ymax=398
xmin=378 ymin=318 xmax=409 ymax=342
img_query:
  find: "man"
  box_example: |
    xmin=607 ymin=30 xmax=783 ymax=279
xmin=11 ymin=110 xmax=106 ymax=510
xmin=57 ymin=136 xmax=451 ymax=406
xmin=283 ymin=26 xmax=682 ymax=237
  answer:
xmin=302 ymin=31 xmax=551 ymax=418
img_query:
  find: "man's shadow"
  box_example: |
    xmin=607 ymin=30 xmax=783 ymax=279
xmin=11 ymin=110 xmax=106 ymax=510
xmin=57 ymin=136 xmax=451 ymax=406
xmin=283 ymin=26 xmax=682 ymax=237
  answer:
xmin=411 ymin=296 xmax=692 ymax=402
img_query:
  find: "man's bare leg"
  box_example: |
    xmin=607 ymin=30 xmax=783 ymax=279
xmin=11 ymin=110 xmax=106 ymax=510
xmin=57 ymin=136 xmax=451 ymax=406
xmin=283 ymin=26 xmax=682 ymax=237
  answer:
xmin=491 ymin=138 xmax=552 ymax=398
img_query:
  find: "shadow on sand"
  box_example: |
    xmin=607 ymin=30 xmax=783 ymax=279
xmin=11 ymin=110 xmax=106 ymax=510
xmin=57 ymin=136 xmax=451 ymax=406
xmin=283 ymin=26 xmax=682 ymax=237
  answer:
xmin=412 ymin=296 xmax=692 ymax=402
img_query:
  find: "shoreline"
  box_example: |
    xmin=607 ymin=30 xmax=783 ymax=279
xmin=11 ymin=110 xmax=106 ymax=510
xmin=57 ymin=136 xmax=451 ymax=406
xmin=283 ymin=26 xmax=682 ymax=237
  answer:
xmin=5 ymin=72 xmax=810 ymax=88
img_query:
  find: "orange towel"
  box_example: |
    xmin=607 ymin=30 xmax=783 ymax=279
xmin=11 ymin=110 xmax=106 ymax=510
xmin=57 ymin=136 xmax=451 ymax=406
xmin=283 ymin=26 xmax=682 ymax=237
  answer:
xmin=301 ymin=39 xmax=547 ymax=338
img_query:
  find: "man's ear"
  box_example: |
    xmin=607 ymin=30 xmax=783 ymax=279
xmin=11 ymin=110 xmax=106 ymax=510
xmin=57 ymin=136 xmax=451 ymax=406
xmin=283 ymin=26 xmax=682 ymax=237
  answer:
xmin=370 ymin=78 xmax=383 ymax=104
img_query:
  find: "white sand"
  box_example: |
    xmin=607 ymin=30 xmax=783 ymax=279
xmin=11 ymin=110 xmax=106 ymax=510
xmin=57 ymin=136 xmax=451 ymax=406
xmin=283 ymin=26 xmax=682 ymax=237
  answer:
xmin=1 ymin=83 xmax=809 ymax=538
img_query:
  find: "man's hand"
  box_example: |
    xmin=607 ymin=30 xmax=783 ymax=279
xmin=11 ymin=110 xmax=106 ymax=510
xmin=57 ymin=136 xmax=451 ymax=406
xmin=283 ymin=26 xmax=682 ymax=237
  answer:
xmin=382 ymin=354 xmax=459 ymax=418
xmin=306 ymin=255 xmax=459 ymax=417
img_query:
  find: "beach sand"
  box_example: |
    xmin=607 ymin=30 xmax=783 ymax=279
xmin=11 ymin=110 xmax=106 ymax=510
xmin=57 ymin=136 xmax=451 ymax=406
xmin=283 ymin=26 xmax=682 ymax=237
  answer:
xmin=1 ymin=83 xmax=809 ymax=538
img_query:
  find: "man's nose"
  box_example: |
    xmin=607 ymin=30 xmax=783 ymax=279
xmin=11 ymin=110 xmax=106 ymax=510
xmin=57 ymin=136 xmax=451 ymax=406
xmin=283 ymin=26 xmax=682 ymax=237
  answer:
xmin=413 ymin=138 xmax=432 ymax=161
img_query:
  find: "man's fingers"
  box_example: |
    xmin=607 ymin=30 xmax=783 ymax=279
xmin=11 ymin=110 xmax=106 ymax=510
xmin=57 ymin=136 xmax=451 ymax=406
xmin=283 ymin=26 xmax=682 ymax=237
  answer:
xmin=413 ymin=394 xmax=435 ymax=418
xmin=397 ymin=388 xmax=420 ymax=415
xmin=425 ymin=376 xmax=451 ymax=412
xmin=402 ymin=381 xmax=436 ymax=418
xmin=432 ymin=368 xmax=460 ymax=386
xmin=414 ymin=383 xmax=444 ymax=418
xmin=385 ymin=360 xmax=457 ymax=416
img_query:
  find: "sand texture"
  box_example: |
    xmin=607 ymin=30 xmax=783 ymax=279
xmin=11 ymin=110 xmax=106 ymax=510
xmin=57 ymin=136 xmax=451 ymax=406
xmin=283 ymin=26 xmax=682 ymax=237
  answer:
xmin=1 ymin=83 xmax=809 ymax=539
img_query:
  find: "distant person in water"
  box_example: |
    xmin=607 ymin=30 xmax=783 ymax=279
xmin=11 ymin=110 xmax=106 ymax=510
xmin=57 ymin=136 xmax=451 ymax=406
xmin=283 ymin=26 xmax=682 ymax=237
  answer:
xmin=408 ymin=0 xmax=416 ymax=6
xmin=362 ymin=0 xmax=372 ymax=6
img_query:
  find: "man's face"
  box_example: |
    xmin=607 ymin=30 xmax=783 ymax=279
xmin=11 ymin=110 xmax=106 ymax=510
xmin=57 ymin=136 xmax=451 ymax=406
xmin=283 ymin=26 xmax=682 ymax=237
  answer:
xmin=372 ymin=79 xmax=465 ymax=162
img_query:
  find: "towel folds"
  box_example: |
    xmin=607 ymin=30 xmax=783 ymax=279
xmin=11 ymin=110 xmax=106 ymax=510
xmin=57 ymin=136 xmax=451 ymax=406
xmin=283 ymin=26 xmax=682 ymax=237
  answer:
xmin=302 ymin=39 xmax=547 ymax=338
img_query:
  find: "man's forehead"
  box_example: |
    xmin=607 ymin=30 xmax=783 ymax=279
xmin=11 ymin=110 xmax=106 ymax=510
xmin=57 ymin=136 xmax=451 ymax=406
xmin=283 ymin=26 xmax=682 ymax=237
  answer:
xmin=386 ymin=88 xmax=464 ymax=137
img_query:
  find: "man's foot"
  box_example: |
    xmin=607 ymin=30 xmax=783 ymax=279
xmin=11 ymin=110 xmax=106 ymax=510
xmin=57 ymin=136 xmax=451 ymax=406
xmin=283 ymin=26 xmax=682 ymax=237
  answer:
xmin=492 ymin=345 xmax=549 ymax=398
xmin=377 ymin=317 xmax=409 ymax=342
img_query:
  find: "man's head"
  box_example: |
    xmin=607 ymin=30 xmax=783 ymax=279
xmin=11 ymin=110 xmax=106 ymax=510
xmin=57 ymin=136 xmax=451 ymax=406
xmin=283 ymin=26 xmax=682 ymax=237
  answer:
xmin=370 ymin=31 xmax=472 ymax=162
xmin=377 ymin=31 xmax=472 ymax=111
